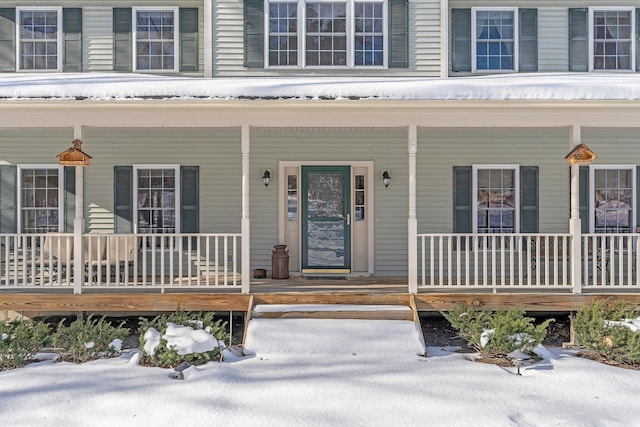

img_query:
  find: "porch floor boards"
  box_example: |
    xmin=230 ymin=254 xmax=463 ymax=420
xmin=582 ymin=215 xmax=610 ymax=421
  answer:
xmin=1 ymin=276 xmax=640 ymax=315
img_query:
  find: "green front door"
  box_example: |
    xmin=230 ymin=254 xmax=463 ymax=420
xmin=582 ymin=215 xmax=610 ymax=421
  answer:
xmin=301 ymin=166 xmax=351 ymax=273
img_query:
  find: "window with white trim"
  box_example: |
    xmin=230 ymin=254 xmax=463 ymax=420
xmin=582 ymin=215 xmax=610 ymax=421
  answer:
xmin=18 ymin=166 xmax=63 ymax=233
xmin=17 ymin=8 xmax=62 ymax=71
xmin=133 ymin=8 xmax=179 ymax=72
xmin=134 ymin=165 xmax=180 ymax=235
xmin=473 ymin=165 xmax=519 ymax=233
xmin=590 ymin=166 xmax=635 ymax=233
xmin=472 ymin=8 xmax=517 ymax=72
xmin=590 ymin=8 xmax=634 ymax=71
xmin=266 ymin=0 xmax=386 ymax=68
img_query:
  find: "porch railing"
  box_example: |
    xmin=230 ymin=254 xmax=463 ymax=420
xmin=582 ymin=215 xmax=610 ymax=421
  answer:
xmin=417 ymin=233 xmax=573 ymax=291
xmin=0 ymin=233 xmax=241 ymax=292
xmin=582 ymin=233 xmax=640 ymax=289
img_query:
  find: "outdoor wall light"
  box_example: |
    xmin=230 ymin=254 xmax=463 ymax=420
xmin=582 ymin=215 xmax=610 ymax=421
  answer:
xmin=262 ymin=170 xmax=271 ymax=188
xmin=382 ymin=170 xmax=391 ymax=188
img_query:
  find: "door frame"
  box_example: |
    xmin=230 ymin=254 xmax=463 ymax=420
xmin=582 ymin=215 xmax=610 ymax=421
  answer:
xmin=278 ymin=161 xmax=375 ymax=275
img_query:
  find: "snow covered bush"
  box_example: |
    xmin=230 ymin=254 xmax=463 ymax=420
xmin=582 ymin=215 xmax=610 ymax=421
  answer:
xmin=441 ymin=305 xmax=552 ymax=357
xmin=52 ymin=316 xmax=129 ymax=363
xmin=575 ymin=299 xmax=640 ymax=366
xmin=0 ymin=319 xmax=50 ymax=370
xmin=138 ymin=309 xmax=229 ymax=368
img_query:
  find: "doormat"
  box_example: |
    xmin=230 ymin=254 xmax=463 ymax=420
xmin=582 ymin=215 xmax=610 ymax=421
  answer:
xmin=305 ymin=276 xmax=347 ymax=280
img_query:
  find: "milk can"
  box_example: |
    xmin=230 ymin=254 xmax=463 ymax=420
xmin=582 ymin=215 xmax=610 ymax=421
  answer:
xmin=271 ymin=244 xmax=289 ymax=279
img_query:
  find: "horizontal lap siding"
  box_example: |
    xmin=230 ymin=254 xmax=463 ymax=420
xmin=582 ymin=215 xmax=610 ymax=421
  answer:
xmin=0 ymin=129 xmax=73 ymax=163
xmin=582 ymin=128 xmax=640 ymax=163
xmin=84 ymin=7 xmax=112 ymax=72
xmin=250 ymin=129 xmax=408 ymax=275
xmin=538 ymin=8 xmax=568 ymax=71
xmin=416 ymin=127 xmax=570 ymax=234
xmin=83 ymin=128 xmax=241 ymax=234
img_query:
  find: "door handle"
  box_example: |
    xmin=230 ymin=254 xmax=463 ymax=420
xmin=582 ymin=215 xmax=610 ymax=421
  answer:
xmin=346 ymin=214 xmax=350 ymax=226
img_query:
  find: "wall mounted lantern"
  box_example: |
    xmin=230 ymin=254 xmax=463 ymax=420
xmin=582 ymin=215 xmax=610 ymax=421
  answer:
xmin=262 ymin=170 xmax=271 ymax=188
xmin=382 ymin=170 xmax=391 ymax=188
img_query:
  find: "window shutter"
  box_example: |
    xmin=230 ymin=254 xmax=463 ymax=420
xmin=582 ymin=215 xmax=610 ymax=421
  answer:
xmin=578 ymin=166 xmax=589 ymax=233
xmin=520 ymin=166 xmax=539 ymax=233
xmin=0 ymin=165 xmax=17 ymax=233
xmin=181 ymin=166 xmax=199 ymax=233
xmin=64 ymin=166 xmax=76 ymax=232
xmin=451 ymin=9 xmax=471 ymax=72
xmin=569 ymin=8 xmax=588 ymax=71
xmin=519 ymin=9 xmax=538 ymax=72
xmin=636 ymin=166 xmax=640 ymax=229
xmin=113 ymin=8 xmax=132 ymax=72
xmin=636 ymin=8 xmax=640 ymax=71
xmin=179 ymin=8 xmax=198 ymax=72
xmin=388 ymin=0 xmax=408 ymax=68
xmin=453 ymin=166 xmax=472 ymax=233
xmin=243 ymin=0 xmax=264 ymax=68
xmin=0 ymin=8 xmax=15 ymax=72
xmin=114 ymin=166 xmax=133 ymax=233
xmin=63 ymin=8 xmax=82 ymax=72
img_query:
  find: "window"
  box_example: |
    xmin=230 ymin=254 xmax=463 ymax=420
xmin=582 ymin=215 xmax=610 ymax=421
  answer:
xmin=287 ymin=174 xmax=298 ymax=221
xmin=473 ymin=165 xmax=519 ymax=233
xmin=266 ymin=0 xmax=386 ymax=68
xmin=134 ymin=165 xmax=180 ymax=235
xmin=18 ymin=166 xmax=63 ymax=233
xmin=17 ymin=8 xmax=62 ymax=71
xmin=590 ymin=8 xmax=634 ymax=71
xmin=354 ymin=174 xmax=365 ymax=220
xmin=590 ymin=166 xmax=635 ymax=233
xmin=472 ymin=8 xmax=517 ymax=72
xmin=133 ymin=8 xmax=178 ymax=72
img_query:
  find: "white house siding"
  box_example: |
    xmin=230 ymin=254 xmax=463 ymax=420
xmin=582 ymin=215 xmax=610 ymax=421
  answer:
xmin=416 ymin=127 xmax=571 ymax=234
xmin=249 ymin=128 xmax=408 ymax=276
xmin=212 ymin=0 xmax=441 ymax=77
xmin=82 ymin=127 xmax=241 ymax=234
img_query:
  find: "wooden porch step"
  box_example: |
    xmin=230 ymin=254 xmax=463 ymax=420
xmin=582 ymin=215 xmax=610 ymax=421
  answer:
xmin=251 ymin=304 xmax=415 ymax=321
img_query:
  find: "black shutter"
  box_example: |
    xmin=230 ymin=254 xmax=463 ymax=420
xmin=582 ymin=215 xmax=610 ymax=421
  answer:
xmin=114 ymin=166 xmax=133 ymax=233
xmin=636 ymin=166 xmax=640 ymax=230
xmin=0 ymin=8 xmax=15 ymax=72
xmin=569 ymin=8 xmax=588 ymax=71
xmin=579 ymin=166 xmax=589 ymax=233
xmin=64 ymin=166 xmax=76 ymax=232
xmin=451 ymin=9 xmax=471 ymax=72
xmin=0 ymin=165 xmax=17 ymax=233
xmin=453 ymin=166 xmax=472 ymax=233
xmin=520 ymin=166 xmax=539 ymax=232
xmin=181 ymin=166 xmax=199 ymax=233
xmin=243 ymin=0 xmax=264 ymax=68
xmin=179 ymin=8 xmax=198 ymax=72
xmin=63 ymin=8 xmax=82 ymax=72
xmin=518 ymin=9 xmax=538 ymax=72
xmin=113 ymin=8 xmax=132 ymax=71
xmin=388 ymin=0 xmax=408 ymax=68
xmin=636 ymin=8 xmax=640 ymax=71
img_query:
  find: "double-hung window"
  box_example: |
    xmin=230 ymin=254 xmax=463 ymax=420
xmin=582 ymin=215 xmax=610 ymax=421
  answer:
xmin=471 ymin=8 xmax=517 ymax=73
xmin=134 ymin=165 xmax=180 ymax=236
xmin=133 ymin=7 xmax=178 ymax=72
xmin=473 ymin=165 xmax=519 ymax=234
xmin=590 ymin=166 xmax=635 ymax=233
xmin=590 ymin=8 xmax=634 ymax=71
xmin=17 ymin=8 xmax=62 ymax=71
xmin=17 ymin=166 xmax=63 ymax=233
xmin=266 ymin=0 xmax=386 ymax=68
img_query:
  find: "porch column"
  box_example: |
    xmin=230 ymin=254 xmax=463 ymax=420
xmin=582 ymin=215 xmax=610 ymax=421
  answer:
xmin=73 ymin=125 xmax=84 ymax=294
xmin=204 ymin=0 xmax=213 ymax=78
xmin=408 ymin=125 xmax=418 ymax=293
xmin=569 ymin=125 xmax=583 ymax=294
xmin=241 ymin=124 xmax=251 ymax=293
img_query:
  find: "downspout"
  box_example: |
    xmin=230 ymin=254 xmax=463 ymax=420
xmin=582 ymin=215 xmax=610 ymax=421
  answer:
xmin=204 ymin=0 xmax=213 ymax=78
xmin=408 ymin=124 xmax=418 ymax=293
xmin=241 ymin=124 xmax=251 ymax=293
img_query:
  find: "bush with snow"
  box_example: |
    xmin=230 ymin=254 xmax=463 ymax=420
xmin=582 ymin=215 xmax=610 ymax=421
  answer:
xmin=0 ymin=319 xmax=50 ymax=370
xmin=575 ymin=298 xmax=640 ymax=366
xmin=52 ymin=316 xmax=129 ymax=363
xmin=442 ymin=305 xmax=552 ymax=358
xmin=138 ymin=310 xmax=228 ymax=368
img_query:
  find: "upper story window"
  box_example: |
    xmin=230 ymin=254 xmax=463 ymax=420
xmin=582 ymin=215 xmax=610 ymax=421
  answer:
xmin=134 ymin=165 xmax=180 ymax=235
xmin=17 ymin=8 xmax=62 ymax=71
xmin=18 ymin=166 xmax=63 ymax=233
xmin=590 ymin=166 xmax=635 ymax=233
xmin=472 ymin=8 xmax=517 ymax=73
xmin=473 ymin=165 xmax=519 ymax=233
xmin=590 ymin=8 xmax=634 ymax=71
xmin=133 ymin=8 xmax=178 ymax=72
xmin=266 ymin=0 xmax=386 ymax=68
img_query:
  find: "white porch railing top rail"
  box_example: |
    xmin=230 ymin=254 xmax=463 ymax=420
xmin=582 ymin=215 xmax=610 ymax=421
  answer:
xmin=0 ymin=233 xmax=242 ymax=292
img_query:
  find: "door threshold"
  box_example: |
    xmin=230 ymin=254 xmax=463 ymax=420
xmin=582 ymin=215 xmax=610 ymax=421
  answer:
xmin=302 ymin=269 xmax=351 ymax=274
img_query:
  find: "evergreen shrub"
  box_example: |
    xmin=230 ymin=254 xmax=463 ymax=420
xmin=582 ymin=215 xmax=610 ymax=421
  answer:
xmin=0 ymin=319 xmax=50 ymax=370
xmin=52 ymin=316 xmax=129 ymax=363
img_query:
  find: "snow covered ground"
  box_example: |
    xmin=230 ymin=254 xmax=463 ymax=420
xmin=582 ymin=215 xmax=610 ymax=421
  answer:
xmin=1 ymin=317 xmax=640 ymax=427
